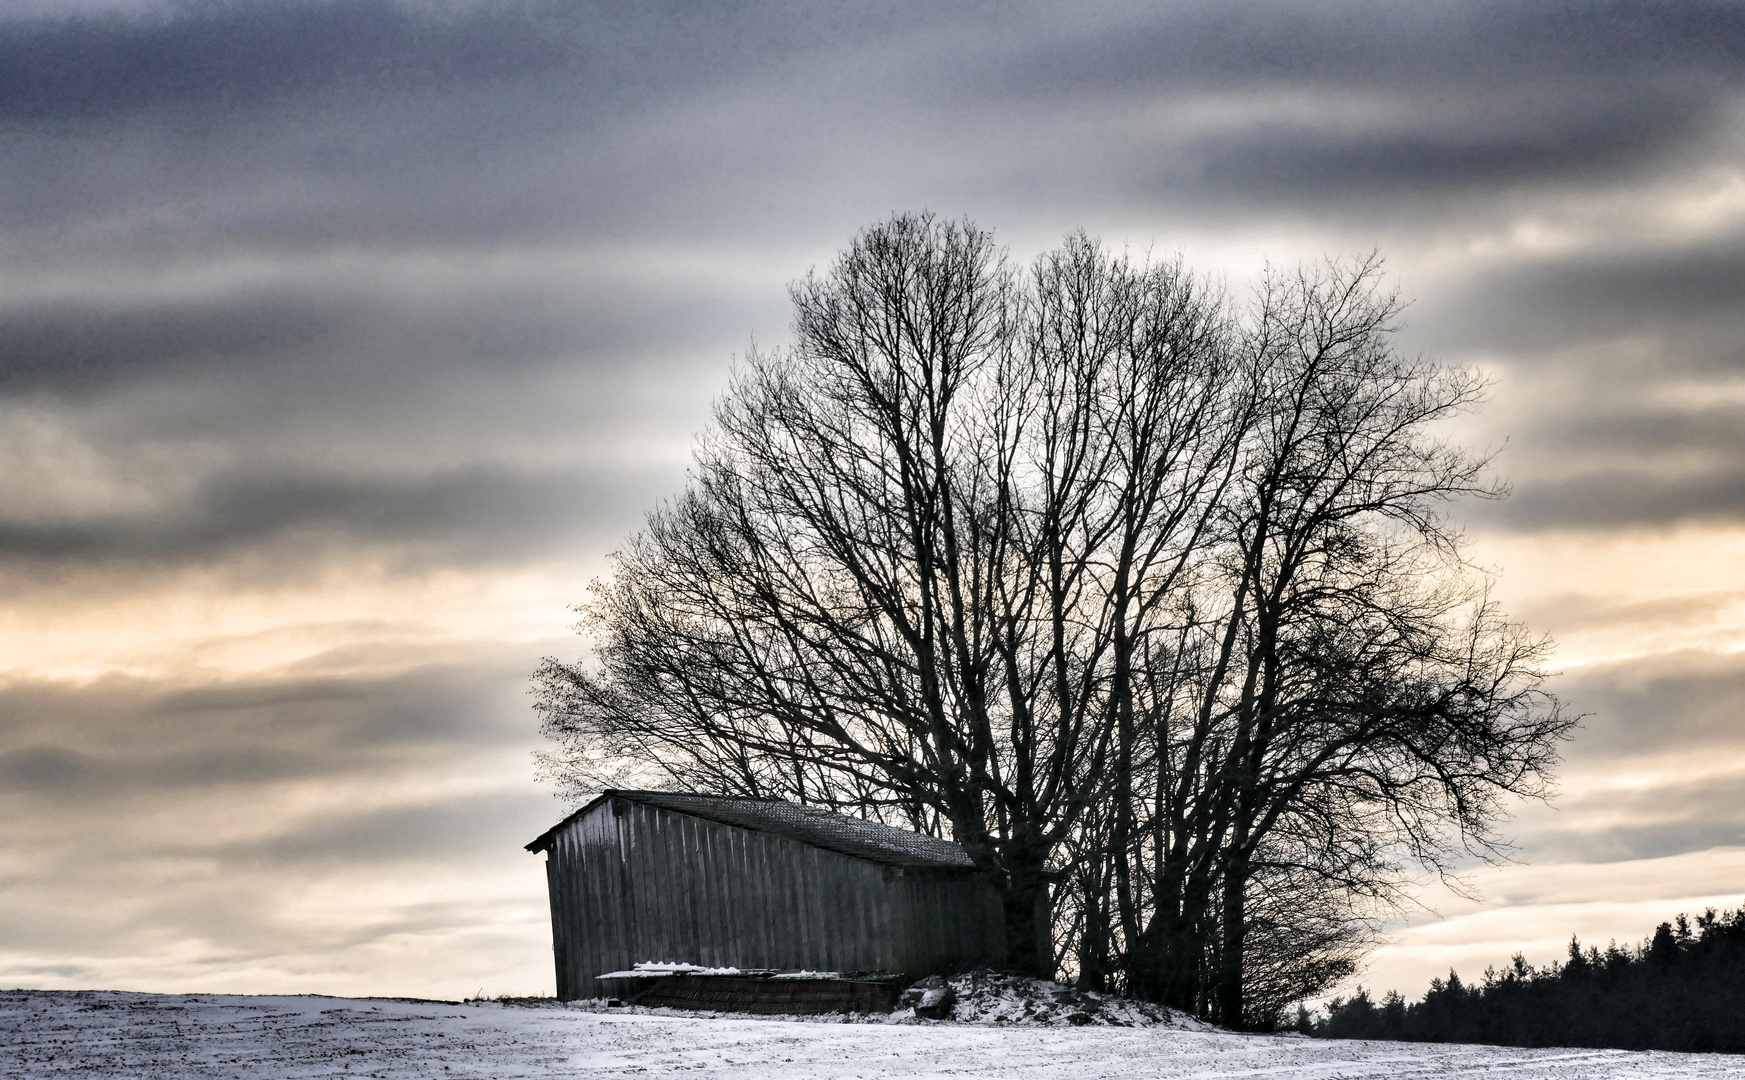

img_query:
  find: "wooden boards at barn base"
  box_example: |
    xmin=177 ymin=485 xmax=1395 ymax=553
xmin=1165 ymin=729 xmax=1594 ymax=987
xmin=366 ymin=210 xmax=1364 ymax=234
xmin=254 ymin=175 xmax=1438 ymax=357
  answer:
xmin=632 ymin=974 xmax=902 ymax=1014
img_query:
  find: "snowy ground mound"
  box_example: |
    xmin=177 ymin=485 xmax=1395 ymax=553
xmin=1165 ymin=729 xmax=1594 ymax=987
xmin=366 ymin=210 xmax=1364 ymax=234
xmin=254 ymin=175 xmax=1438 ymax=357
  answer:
xmin=567 ymin=970 xmax=1210 ymax=1027
xmin=929 ymin=972 xmax=1212 ymax=1029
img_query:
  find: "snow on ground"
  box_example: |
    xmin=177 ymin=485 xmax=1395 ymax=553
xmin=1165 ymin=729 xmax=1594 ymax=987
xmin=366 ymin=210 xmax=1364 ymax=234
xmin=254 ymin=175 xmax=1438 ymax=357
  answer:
xmin=943 ymin=971 xmax=1213 ymax=1027
xmin=5 ymin=989 xmax=1743 ymax=1079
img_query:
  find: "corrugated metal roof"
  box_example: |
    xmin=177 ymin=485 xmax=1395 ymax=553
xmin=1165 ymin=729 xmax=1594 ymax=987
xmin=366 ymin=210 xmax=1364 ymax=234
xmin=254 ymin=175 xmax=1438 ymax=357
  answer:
xmin=526 ymin=790 xmax=978 ymax=871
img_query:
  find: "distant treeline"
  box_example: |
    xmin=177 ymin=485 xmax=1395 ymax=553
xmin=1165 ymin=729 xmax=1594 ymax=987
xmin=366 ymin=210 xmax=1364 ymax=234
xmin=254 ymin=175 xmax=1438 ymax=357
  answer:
xmin=1306 ymin=902 xmax=1745 ymax=1053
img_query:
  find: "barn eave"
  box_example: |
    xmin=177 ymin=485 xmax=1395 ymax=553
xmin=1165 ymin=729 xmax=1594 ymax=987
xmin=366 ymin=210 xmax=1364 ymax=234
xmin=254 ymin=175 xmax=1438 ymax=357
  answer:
xmin=524 ymin=789 xmax=980 ymax=873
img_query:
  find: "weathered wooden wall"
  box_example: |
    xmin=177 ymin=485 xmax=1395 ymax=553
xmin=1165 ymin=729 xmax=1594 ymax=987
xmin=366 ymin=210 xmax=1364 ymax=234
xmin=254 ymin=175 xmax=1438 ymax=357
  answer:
xmin=631 ymin=975 xmax=902 ymax=1014
xmin=542 ymin=798 xmax=1006 ymax=1000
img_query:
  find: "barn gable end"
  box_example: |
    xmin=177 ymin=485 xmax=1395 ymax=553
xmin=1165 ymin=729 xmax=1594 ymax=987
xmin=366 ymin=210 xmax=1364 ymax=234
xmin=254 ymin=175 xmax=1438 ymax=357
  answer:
xmin=528 ymin=791 xmax=1006 ymax=1000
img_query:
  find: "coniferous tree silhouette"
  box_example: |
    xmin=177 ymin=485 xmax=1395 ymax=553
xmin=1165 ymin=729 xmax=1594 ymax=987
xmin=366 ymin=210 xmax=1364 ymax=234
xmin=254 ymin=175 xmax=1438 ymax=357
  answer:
xmin=1314 ymin=903 xmax=1745 ymax=1052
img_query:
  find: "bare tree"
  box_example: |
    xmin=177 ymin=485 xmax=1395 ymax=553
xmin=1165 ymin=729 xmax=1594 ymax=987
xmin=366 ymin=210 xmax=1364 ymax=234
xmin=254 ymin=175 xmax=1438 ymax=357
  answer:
xmin=535 ymin=216 xmax=1571 ymax=1017
xmin=1101 ymin=257 xmax=1570 ymax=1026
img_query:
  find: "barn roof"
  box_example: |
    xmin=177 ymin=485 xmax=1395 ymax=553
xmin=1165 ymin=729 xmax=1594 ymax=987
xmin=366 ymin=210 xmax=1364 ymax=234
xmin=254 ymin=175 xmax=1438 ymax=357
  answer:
xmin=525 ymin=790 xmax=979 ymax=871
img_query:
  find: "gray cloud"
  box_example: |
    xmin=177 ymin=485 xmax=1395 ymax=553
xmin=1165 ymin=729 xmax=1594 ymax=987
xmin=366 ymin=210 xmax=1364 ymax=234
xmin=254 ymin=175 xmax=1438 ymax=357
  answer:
xmin=1460 ymin=395 xmax=1745 ymax=532
xmin=1425 ymin=232 xmax=1745 ymax=358
xmin=2 ymin=0 xmax=1738 ymax=253
xmin=1526 ymin=810 xmax=1745 ymax=866
xmin=1544 ymin=408 xmax=1745 ymax=459
xmin=0 ymin=463 xmax=665 ymax=565
xmin=0 ymin=652 xmax=562 ymax=983
xmin=1423 ymin=229 xmax=1745 ymax=532
xmin=1481 ymin=468 xmax=1745 ymax=531
xmin=213 ymin=792 xmax=557 ymax=866
xmin=1179 ymin=102 xmax=1715 ymax=202
xmin=0 ymin=744 xmax=87 ymax=792
xmin=1548 ymin=651 xmax=1745 ymax=759
xmin=0 ymin=0 xmax=566 ymax=120
xmin=980 ymin=1 xmax=1745 ymax=95
xmin=0 ymin=297 xmax=328 ymax=387
xmin=0 ymin=658 xmax=533 ymax=803
xmin=0 ymin=268 xmax=763 ymax=394
xmin=0 ymin=1 xmax=913 ymax=245
xmin=15 ymin=0 xmax=1742 ymax=124
xmin=1520 ymin=591 xmax=1739 ymax=635
xmin=1512 ymin=766 xmax=1745 ymax=864
xmin=1483 ymin=651 xmax=1745 ymax=863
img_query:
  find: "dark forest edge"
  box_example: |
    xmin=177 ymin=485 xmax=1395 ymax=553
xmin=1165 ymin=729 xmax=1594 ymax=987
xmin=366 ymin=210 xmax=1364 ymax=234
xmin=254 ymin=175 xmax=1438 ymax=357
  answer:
xmin=1305 ymin=902 xmax=1745 ymax=1053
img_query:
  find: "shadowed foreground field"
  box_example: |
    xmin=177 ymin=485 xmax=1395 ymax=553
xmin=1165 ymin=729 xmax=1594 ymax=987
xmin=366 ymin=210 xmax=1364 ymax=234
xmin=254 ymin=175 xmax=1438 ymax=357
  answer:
xmin=4 ymin=990 xmax=1741 ymax=1079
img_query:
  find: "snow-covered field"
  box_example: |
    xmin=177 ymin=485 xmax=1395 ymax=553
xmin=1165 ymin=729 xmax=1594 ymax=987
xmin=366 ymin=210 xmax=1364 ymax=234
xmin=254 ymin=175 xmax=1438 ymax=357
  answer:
xmin=5 ymin=989 xmax=1742 ymax=1079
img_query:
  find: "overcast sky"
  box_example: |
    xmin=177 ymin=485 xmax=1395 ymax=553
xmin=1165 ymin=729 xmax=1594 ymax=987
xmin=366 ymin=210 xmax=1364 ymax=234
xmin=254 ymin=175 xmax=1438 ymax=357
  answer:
xmin=2 ymin=0 xmax=1743 ymax=1001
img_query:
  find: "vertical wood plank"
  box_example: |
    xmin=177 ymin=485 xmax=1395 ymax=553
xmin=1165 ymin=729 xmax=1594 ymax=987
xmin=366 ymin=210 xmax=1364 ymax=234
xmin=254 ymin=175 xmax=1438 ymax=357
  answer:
xmin=537 ymin=799 xmax=1008 ymax=995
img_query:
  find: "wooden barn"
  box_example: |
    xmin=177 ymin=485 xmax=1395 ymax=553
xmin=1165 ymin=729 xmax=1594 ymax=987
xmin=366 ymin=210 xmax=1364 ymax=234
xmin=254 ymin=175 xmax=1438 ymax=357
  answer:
xmin=526 ymin=790 xmax=1006 ymax=1001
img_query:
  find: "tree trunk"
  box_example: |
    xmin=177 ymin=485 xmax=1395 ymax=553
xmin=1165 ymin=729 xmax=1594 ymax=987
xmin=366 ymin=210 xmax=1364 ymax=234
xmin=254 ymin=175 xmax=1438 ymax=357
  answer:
xmin=1218 ymin=853 xmax=1249 ymax=1028
xmin=1130 ymin=909 xmax=1203 ymax=1012
xmin=1000 ymin=852 xmax=1054 ymax=977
